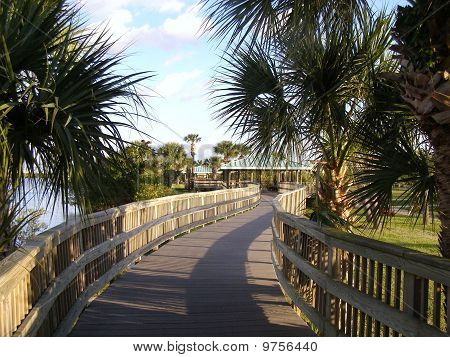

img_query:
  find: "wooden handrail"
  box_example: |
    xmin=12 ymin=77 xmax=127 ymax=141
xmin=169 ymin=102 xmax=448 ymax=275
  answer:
xmin=272 ymin=187 xmax=450 ymax=337
xmin=0 ymin=185 xmax=260 ymax=336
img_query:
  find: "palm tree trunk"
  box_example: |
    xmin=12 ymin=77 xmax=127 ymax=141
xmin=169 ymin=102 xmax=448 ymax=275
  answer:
xmin=319 ymin=163 xmax=351 ymax=221
xmin=429 ymin=124 xmax=450 ymax=258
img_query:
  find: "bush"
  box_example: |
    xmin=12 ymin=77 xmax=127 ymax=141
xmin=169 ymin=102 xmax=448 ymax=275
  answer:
xmin=135 ymin=184 xmax=176 ymax=201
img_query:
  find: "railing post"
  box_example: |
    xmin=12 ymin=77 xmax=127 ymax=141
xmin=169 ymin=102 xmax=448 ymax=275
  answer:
xmin=403 ymin=272 xmax=416 ymax=317
xmin=213 ymin=193 xmax=218 ymax=221
xmin=326 ymin=246 xmax=338 ymax=326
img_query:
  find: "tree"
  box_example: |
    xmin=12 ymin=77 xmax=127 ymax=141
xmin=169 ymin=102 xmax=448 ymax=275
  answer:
xmin=234 ymin=143 xmax=251 ymax=159
xmin=389 ymin=0 xmax=450 ymax=258
xmin=157 ymin=143 xmax=188 ymax=187
xmin=184 ymin=134 xmax=202 ymax=162
xmin=205 ymin=155 xmax=223 ymax=179
xmin=213 ymin=141 xmax=239 ymax=163
xmin=183 ymin=134 xmax=201 ymax=190
xmin=205 ymin=2 xmax=392 ymax=224
xmin=345 ymin=0 xmax=449 ymax=257
xmin=0 ymin=0 xmax=151 ymax=253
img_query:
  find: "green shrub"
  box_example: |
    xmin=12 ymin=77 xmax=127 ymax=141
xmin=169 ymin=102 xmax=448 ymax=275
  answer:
xmin=135 ymin=184 xmax=176 ymax=201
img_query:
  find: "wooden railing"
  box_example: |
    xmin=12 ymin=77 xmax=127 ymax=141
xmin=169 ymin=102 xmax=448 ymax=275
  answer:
xmin=272 ymin=187 xmax=450 ymax=337
xmin=0 ymin=185 xmax=260 ymax=337
xmin=278 ymin=182 xmax=315 ymax=196
xmin=278 ymin=182 xmax=304 ymax=193
xmin=193 ymin=179 xmax=226 ymax=191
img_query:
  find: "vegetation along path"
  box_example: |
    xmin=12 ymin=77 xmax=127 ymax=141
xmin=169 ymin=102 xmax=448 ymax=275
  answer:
xmin=71 ymin=195 xmax=313 ymax=337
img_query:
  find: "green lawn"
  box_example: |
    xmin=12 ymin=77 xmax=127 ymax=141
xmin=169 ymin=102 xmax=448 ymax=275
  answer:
xmin=392 ymin=188 xmax=408 ymax=206
xmin=304 ymin=208 xmax=441 ymax=256
xmin=171 ymin=183 xmax=189 ymax=195
xmin=357 ymin=216 xmax=440 ymax=256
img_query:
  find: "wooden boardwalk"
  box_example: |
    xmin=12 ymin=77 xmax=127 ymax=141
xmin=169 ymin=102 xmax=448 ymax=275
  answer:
xmin=71 ymin=195 xmax=313 ymax=337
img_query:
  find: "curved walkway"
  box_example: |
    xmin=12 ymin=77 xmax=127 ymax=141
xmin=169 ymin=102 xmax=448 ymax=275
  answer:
xmin=71 ymin=195 xmax=313 ymax=337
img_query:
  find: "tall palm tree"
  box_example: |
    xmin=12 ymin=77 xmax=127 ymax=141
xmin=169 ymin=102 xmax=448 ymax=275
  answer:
xmin=0 ymin=0 xmax=152 ymax=252
xmin=348 ymin=0 xmax=450 ymax=257
xmin=184 ymin=134 xmax=202 ymax=162
xmin=387 ymin=0 xmax=450 ymax=258
xmin=214 ymin=141 xmax=239 ymax=163
xmin=207 ymin=4 xmax=392 ymax=223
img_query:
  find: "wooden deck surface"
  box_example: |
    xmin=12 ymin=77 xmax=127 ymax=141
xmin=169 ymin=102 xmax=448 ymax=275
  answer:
xmin=71 ymin=195 xmax=313 ymax=337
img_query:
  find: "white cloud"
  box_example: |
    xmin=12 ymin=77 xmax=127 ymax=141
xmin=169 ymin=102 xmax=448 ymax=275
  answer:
xmin=79 ymin=0 xmax=185 ymax=16
xmin=164 ymin=51 xmax=195 ymax=66
xmin=160 ymin=4 xmax=203 ymax=41
xmin=155 ymin=69 xmax=202 ymax=98
xmin=81 ymin=1 xmax=204 ymax=51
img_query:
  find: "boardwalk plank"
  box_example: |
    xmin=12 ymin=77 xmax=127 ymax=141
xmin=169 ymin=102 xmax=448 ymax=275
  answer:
xmin=71 ymin=195 xmax=314 ymax=337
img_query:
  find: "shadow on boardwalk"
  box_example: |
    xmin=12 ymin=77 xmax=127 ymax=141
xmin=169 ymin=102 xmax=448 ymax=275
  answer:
xmin=71 ymin=195 xmax=314 ymax=337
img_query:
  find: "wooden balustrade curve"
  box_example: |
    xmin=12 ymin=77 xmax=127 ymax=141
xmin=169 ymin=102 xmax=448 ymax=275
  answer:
xmin=272 ymin=187 xmax=450 ymax=337
xmin=0 ymin=185 xmax=260 ymax=337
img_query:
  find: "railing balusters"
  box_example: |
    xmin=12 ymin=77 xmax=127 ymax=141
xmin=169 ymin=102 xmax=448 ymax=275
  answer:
xmin=0 ymin=185 xmax=260 ymax=337
xmin=271 ymin=187 xmax=449 ymax=337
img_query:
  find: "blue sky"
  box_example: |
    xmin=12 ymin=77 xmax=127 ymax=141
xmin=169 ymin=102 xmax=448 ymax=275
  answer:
xmin=79 ymin=0 xmax=407 ymax=160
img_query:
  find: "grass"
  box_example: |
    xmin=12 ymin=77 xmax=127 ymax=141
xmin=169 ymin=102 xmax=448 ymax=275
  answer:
xmin=392 ymin=188 xmax=407 ymax=207
xmin=357 ymin=215 xmax=440 ymax=256
xmin=171 ymin=183 xmax=189 ymax=195
xmin=304 ymin=208 xmax=441 ymax=256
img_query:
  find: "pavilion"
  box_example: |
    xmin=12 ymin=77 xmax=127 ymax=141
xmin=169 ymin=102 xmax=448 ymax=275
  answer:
xmin=220 ymin=156 xmax=313 ymax=188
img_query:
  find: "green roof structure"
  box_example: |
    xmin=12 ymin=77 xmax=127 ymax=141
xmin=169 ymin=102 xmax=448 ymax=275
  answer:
xmin=193 ymin=165 xmax=213 ymax=174
xmin=220 ymin=156 xmax=313 ymax=171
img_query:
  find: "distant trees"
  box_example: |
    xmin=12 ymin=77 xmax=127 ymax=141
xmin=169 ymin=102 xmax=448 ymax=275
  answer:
xmin=0 ymin=0 xmax=151 ymax=254
xmin=184 ymin=134 xmax=202 ymax=162
xmin=234 ymin=143 xmax=251 ymax=159
xmin=157 ymin=143 xmax=188 ymax=187
xmin=205 ymin=155 xmax=223 ymax=179
xmin=213 ymin=141 xmax=249 ymax=163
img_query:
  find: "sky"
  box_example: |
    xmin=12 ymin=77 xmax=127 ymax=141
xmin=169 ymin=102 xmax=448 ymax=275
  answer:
xmin=78 ymin=0 xmax=407 ymax=160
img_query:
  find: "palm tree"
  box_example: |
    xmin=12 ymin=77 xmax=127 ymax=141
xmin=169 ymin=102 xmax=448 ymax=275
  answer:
xmin=184 ymin=134 xmax=202 ymax=162
xmin=234 ymin=143 xmax=251 ymax=159
xmin=0 ymin=0 xmax=151 ymax=253
xmin=346 ymin=0 xmax=450 ymax=257
xmin=200 ymin=0 xmax=365 ymax=50
xmin=157 ymin=143 xmax=188 ymax=187
xmin=387 ymin=0 xmax=450 ymax=258
xmin=206 ymin=4 xmax=392 ymax=223
xmin=206 ymin=155 xmax=223 ymax=179
xmin=214 ymin=141 xmax=239 ymax=163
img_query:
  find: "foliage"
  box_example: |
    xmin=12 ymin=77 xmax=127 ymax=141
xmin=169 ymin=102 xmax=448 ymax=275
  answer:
xmin=207 ymin=2 xmax=393 ymax=224
xmin=388 ymin=0 xmax=450 ymax=257
xmin=78 ymin=140 xmax=158 ymax=211
xmin=393 ymin=0 xmax=449 ymax=71
xmin=348 ymin=103 xmax=437 ymax=229
xmin=14 ymin=209 xmax=47 ymax=246
xmin=234 ymin=143 xmax=251 ymax=158
xmin=157 ymin=142 xmax=188 ymax=186
xmin=0 ymin=191 xmax=41 ymax=255
xmin=205 ymin=155 xmax=223 ymax=176
xmin=0 ymin=0 xmax=152 ymax=218
xmin=135 ymin=184 xmax=176 ymax=201
xmin=213 ymin=141 xmax=239 ymax=163
xmin=183 ymin=133 xmax=201 ymax=161
xmin=200 ymin=0 xmax=367 ymax=50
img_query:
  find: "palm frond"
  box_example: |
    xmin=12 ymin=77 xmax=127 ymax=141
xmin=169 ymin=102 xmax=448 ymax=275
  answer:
xmin=1 ymin=0 xmax=154 ymax=217
xmin=200 ymin=0 xmax=369 ymax=50
xmin=212 ymin=42 xmax=304 ymax=163
xmin=348 ymin=127 xmax=436 ymax=229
